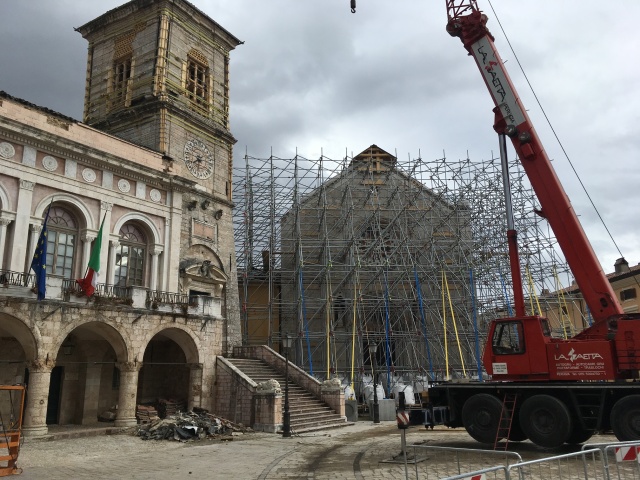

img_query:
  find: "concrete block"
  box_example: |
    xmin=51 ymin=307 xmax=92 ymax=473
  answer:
xmin=368 ymin=398 xmax=396 ymax=421
xmin=345 ymin=399 xmax=358 ymax=422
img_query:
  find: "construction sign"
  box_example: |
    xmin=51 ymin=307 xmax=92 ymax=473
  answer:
xmin=615 ymin=446 xmax=640 ymax=463
xmin=396 ymin=411 xmax=410 ymax=430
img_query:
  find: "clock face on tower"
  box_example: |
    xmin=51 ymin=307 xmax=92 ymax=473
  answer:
xmin=184 ymin=138 xmax=213 ymax=179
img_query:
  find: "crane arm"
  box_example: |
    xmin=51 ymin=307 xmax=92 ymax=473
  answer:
xmin=446 ymin=2 xmax=623 ymax=324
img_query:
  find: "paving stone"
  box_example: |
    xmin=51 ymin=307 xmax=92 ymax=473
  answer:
xmin=16 ymin=423 xmax=621 ymax=479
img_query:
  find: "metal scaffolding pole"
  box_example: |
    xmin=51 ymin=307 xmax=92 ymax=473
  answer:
xmin=234 ymin=148 xmax=578 ymax=397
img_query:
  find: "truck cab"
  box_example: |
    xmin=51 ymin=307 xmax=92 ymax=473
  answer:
xmin=484 ymin=315 xmax=620 ymax=381
xmin=483 ymin=316 xmax=553 ymax=380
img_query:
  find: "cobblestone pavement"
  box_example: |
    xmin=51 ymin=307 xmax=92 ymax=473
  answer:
xmin=15 ymin=423 xmax=620 ymax=479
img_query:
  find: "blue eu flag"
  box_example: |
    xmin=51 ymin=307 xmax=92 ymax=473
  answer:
xmin=30 ymin=206 xmax=51 ymax=301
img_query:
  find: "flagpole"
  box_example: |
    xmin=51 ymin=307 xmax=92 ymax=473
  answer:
xmin=82 ymin=213 xmax=107 ymax=279
xmin=76 ymin=212 xmax=107 ymax=296
xmin=29 ymin=198 xmax=55 ymax=299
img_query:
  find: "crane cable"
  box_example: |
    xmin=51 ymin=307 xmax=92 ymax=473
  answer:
xmin=443 ymin=270 xmax=467 ymax=377
xmin=350 ymin=0 xmax=622 ymax=257
xmin=525 ymin=264 xmax=542 ymax=316
xmin=486 ymin=0 xmax=625 ymax=260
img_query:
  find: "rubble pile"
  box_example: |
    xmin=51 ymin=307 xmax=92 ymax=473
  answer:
xmin=136 ymin=405 xmax=159 ymax=424
xmin=136 ymin=411 xmax=252 ymax=442
xmin=157 ymin=398 xmax=186 ymax=418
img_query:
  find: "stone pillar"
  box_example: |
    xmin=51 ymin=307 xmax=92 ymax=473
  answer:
xmin=10 ymin=180 xmax=34 ymax=273
xmin=321 ymin=378 xmax=346 ymax=419
xmin=80 ymin=232 xmax=96 ymax=277
xmin=161 ymin=217 xmax=171 ymax=291
xmin=0 ymin=217 xmax=12 ymax=270
xmin=149 ymin=247 xmax=163 ymax=292
xmin=187 ymin=363 xmax=203 ymax=411
xmin=115 ymin=362 xmax=140 ymax=427
xmin=107 ymin=239 xmax=119 ymax=286
xmin=166 ymin=191 xmax=182 ymax=292
xmin=253 ymin=380 xmax=282 ymax=433
xmin=99 ymin=201 xmax=112 ymax=279
xmin=22 ymin=360 xmax=53 ymax=437
xmin=81 ymin=364 xmax=102 ymax=425
xmin=27 ymin=224 xmax=41 ymax=271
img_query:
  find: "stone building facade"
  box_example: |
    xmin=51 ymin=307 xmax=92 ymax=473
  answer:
xmin=0 ymin=0 xmax=242 ymax=436
xmin=279 ymin=145 xmax=473 ymax=380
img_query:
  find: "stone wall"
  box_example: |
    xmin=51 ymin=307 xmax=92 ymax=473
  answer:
xmin=0 ymin=294 xmax=223 ymax=435
xmin=214 ymin=357 xmax=255 ymax=427
xmin=232 ymin=345 xmax=345 ymax=417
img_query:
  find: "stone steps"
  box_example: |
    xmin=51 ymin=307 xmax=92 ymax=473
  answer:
xmin=226 ymin=358 xmax=349 ymax=434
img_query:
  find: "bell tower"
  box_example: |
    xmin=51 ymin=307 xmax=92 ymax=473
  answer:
xmin=76 ymin=0 xmax=242 ymax=199
xmin=76 ymin=0 xmax=243 ymax=351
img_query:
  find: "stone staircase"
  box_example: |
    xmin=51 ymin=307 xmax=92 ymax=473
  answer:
xmin=226 ymin=358 xmax=349 ymax=434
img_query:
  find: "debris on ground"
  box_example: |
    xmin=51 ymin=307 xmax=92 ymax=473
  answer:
xmin=136 ymin=411 xmax=253 ymax=442
xmin=97 ymin=407 xmax=117 ymax=422
xmin=136 ymin=404 xmax=159 ymax=424
xmin=157 ymin=398 xmax=185 ymax=418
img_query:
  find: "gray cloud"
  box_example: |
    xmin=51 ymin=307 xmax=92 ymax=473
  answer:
xmin=1 ymin=0 xmax=639 ymax=273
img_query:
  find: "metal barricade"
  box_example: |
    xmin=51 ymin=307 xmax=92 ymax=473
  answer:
xmin=410 ymin=444 xmax=521 ymax=479
xmin=441 ymin=466 xmax=509 ymax=480
xmin=507 ymin=448 xmax=605 ymax=480
xmin=583 ymin=441 xmax=640 ymax=480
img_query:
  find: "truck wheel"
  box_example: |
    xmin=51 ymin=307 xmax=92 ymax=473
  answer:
xmin=566 ymin=426 xmax=594 ymax=445
xmin=508 ymin=419 xmax=528 ymax=442
xmin=461 ymin=394 xmax=502 ymax=444
xmin=611 ymin=395 xmax=640 ymax=441
xmin=519 ymin=395 xmax=572 ymax=448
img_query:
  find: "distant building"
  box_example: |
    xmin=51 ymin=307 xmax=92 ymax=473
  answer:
xmin=540 ymin=258 xmax=640 ymax=337
xmin=0 ymin=0 xmax=241 ymax=436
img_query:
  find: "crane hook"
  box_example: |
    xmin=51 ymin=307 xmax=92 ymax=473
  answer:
xmin=351 ymin=0 xmax=356 ymax=13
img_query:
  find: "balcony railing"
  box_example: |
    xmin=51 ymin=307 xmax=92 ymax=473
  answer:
xmin=62 ymin=279 xmax=131 ymax=301
xmin=0 ymin=269 xmax=35 ymax=288
xmin=146 ymin=290 xmax=192 ymax=307
xmin=0 ymin=274 xmax=221 ymax=316
xmin=95 ymin=283 xmax=129 ymax=299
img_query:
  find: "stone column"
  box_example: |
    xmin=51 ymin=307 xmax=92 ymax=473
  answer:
xmin=99 ymin=201 xmax=112 ymax=279
xmin=107 ymin=239 xmax=119 ymax=286
xmin=166 ymin=191 xmax=182 ymax=292
xmin=81 ymin=364 xmax=102 ymax=425
xmin=27 ymin=224 xmax=42 ymax=269
xmin=161 ymin=217 xmax=170 ymax=291
xmin=10 ymin=180 xmax=34 ymax=273
xmin=115 ymin=362 xmax=141 ymax=427
xmin=22 ymin=360 xmax=53 ymax=437
xmin=80 ymin=232 xmax=96 ymax=277
xmin=0 ymin=217 xmax=12 ymax=270
xmin=187 ymin=363 xmax=203 ymax=411
xmin=149 ymin=247 xmax=163 ymax=292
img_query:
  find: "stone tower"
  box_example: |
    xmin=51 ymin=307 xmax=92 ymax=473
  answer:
xmin=76 ymin=0 xmax=243 ymax=351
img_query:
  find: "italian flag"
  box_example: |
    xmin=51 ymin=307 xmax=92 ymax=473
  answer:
xmin=77 ymin=216 xmax=105 ymax=296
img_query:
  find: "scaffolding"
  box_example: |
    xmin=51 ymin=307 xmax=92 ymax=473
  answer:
xmin=233 ymin=148 xmax=586 ymax=396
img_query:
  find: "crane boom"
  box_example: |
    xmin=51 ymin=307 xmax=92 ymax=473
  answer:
xmin=344 ymin=0 xmax=640 ymax=447
xmin=446 ymin=2 xmax=623 ymax=325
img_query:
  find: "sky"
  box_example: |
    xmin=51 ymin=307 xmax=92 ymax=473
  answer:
xmin=0 ymin=0 xmax=639 ymax=274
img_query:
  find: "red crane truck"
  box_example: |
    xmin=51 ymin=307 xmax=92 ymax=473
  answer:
xmin=423 ymin=1 xmax=640 ymax=448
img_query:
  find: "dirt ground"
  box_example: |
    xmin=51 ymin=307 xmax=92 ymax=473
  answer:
xmin=12 ymin=423 xmax=626 ymax=479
